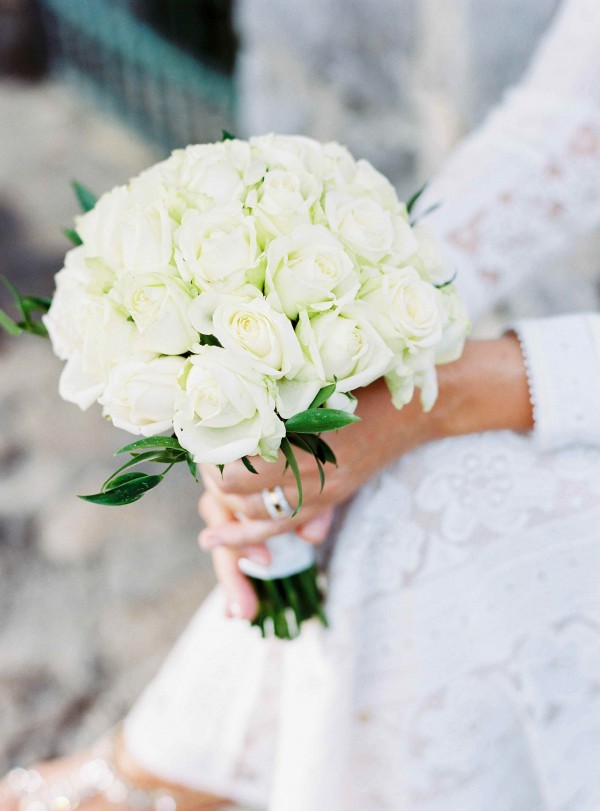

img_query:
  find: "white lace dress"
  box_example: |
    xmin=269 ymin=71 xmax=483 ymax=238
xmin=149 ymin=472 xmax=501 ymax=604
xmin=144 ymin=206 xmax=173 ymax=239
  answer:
xmin=123 ymin=1 xmax=600 ymax=808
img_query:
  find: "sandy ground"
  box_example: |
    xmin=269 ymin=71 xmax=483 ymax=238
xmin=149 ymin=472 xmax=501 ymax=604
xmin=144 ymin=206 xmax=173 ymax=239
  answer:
xmin=0 ymin=77 xmax=249 ymax=809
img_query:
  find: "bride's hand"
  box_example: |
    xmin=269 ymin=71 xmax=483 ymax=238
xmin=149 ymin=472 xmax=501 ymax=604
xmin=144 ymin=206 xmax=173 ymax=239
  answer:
xmin=198 ymin=336 xmax=532 ymax=616
xmin=197 ymin=375 xmax=433 ymax=550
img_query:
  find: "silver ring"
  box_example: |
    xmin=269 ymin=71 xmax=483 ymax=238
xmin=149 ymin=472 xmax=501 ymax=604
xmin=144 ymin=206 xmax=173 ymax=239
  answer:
xmin=261 ymin=486 xmax=294 ymax=520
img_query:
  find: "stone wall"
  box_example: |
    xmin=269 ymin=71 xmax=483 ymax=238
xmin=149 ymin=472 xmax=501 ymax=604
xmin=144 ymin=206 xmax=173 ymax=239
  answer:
xmin=236 ymin=0 xmax=561 ymax=193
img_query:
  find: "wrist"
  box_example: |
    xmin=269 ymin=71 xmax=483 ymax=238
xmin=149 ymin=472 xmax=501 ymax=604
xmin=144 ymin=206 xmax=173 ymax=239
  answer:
xmin=430 ymin=335 xmax=534 ymax=441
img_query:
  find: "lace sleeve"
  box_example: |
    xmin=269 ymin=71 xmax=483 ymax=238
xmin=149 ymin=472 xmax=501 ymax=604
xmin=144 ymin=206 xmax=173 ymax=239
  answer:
xmin=512 ymin=314 xmax=600 ymax=450
xmin=419 ymin=0 xmax=600 ymax=321
xmin=417 ymin=0 xmax=600 ymax=450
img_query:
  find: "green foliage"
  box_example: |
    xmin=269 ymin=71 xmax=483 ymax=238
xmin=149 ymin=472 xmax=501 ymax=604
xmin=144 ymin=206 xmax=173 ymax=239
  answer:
xmin=71 ymin=181 xmax=98 ymax=213
xmin=116 ymin=435 xmax=184 ymax=454
xmin=285 ymin=408 xmax=359 ymax=434
xmin=80 ymin=474 xmax=164 ymax=506
xmin=241 ymin=455 xmax=259 ymax=474
xmin=63 ymin=228 xmax=83 ymax=246
xmin=198 ymin=332 xmax=221 ymax=347
xmin=0 ymin=276 xmax=51 ymax=338
xmin=308 ymin=381 xmax=337 ymax=410
xmin=280 ymin=437 xmax=302 ymax=516
xmin=221 ymin=129 xmax=236 ymax=140
xmin=406 ymin=182 xmax=427 ymax=216
xmin=79 ymin=434 xmax=198 ymax=506
xmin=434 ymin=272 xmax=458 ymax=290
xmin=288 ymin=432 xmax=326 ymax=492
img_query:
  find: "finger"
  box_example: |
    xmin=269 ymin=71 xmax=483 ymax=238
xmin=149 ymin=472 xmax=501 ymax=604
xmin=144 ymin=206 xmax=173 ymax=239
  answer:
xmin=218 ymin=489 xmax=293 ymax=522
xmin=296 ymin=507 xmax=335 ymax=545
xmin=197 ymin=491 xmax=262 ymax=619
xmin=212 ymin=546 xmax=259 ymax=620
xmin=199 ymin=514 xmax=300 ymax=548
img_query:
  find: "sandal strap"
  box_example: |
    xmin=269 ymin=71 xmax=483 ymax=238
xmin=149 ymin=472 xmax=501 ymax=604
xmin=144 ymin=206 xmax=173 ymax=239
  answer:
xmin=6 ymin=729 xmax=179 ymax=811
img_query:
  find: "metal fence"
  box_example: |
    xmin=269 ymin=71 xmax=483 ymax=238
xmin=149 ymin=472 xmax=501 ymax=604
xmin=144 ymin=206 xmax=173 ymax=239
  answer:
xmin=40 ymin=0 xmax=237 ymax=149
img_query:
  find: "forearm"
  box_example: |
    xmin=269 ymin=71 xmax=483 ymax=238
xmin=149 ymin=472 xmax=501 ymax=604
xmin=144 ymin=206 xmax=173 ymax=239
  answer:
xmin=430 ymin=335 xmax=533 ymax=442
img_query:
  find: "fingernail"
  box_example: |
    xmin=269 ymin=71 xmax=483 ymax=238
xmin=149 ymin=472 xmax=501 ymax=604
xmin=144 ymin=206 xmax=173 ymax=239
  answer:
xmin=299 ymin=513 xmax=330 ymax=544
xmin=243 ymin=549 xmax=270 ymax=565
xmin=201 ymin=531 xmax=223 ymax=549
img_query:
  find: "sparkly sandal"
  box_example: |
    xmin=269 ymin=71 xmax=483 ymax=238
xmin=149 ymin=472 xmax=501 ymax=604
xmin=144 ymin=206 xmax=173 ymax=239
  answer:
xmin=3 ymin=730 xmax=226 ymax=811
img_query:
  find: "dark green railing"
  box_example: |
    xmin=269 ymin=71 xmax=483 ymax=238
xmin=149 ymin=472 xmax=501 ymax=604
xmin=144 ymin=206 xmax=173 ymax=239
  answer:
xmin=40 ymin=0 xmax=236 ymax=149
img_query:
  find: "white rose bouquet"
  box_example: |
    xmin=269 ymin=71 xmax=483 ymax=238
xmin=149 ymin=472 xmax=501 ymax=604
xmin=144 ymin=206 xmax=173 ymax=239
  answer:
xmin=0 ymin=133 xmax=469 ymax=639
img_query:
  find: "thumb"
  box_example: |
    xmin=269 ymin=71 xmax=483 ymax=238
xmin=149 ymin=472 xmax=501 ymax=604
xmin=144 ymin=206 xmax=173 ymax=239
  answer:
xmin=296 ymin=507 xmax=335 ymax=545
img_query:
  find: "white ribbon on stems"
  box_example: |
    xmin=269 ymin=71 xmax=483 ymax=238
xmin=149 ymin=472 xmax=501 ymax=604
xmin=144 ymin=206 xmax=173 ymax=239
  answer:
xmin=238 ymin=532 xmax=316 ymax=579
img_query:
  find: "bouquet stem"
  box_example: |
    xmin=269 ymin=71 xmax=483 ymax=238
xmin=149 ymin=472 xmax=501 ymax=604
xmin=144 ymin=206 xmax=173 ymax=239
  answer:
xmin=239 ymin=533 xmax=328 ymax=639
xmin=248 ymin=565 xmax=328 ymax=639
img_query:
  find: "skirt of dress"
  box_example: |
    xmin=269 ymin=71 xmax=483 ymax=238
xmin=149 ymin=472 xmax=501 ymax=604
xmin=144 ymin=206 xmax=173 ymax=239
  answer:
xmin=123 ymin=430 xmax=600 ymax=811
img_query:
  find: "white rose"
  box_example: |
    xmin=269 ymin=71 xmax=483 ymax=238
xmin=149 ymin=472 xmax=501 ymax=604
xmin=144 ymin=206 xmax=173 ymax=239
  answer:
xmin=246 ymin=168 xmax=321 ymax=239
xmin=76 ymin=185 xmax=131 ymax=268
xmin=324 ymin=190 xmax=418 ymax=264
xmin=120 ymin=202 xmax=175 ymax=274
xmin=189 ymin=292 xmax=304 ymax=379
xmin=112 ymin=272 xmax=197 ymax=356
xmin=384 ymin=356 xmax=440 ymax=412
xmin=409 ymin=224 xmax=450 ymax=285
xmin=175 ymin=206 xmax=262 ymax=293
xmin=44 ymin=247 xmax=115 ymax=359
xmin=265 ymin=224 xmax=359 ymax=320
xmin=178 ymin=141 xmax=264 ymax=206
xmin=360 ymin=265 xmax=444 ymax=352
xmin=174 ymin=347 xmax=285 ymax=464
xmin=320 ymin=141 xmax=359 ymax=186
xmin=56 ymin=297 xmax=145 ymax=409
xmin=294 ymin=305 xmax=393 ymax=393
xmin=250 ymin=134 xmax=325 ymax=174
xmin=435 ymin=285 xmax=470 ymax=364
xmin=100 ymin=356 xmax=186 ymax=436
xmin=350 ymin=159 xmax=401 ymax=209
xmin=324 ymin=391 xmax=358 ymax=414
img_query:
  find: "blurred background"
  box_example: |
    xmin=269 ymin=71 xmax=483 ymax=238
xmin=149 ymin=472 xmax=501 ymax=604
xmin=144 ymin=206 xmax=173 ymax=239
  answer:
xmin=1 ymin=0 xmax=600 ymax=799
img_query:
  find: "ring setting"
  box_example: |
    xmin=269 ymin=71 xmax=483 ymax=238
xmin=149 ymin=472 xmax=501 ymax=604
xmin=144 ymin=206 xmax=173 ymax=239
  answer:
xmin=261 ymin=486 xmax=294 ymax=520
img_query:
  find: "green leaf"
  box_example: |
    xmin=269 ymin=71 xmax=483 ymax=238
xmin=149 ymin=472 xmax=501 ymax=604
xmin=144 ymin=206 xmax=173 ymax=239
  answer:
xmin=280 ymin=437 xmax=302 ymax=516
xmin=1 ymin=276 xmax=27 ymax=321
xmin=314 ymin=437 xmax=337 ymax=466
xmin=103 ymin=450 xmax=182 ymax=490
xmin=63 ymin=227 xmax=83 ymax=246
xmin=434 ymin=271 xmax=458 ymax=290
xmin=217 ymin=464 xmax=225 ymax=477
xmin=102 ymin=471 xmax=149 ymax=489
xmin=71 ymin=181 xmax=98 ymax=213
xmin=0 ymin=308 xmax=23 ymax=336
xmin=0 ymin=278 xmax=50 ymax=338
xmin=406 ymin=182 xmax=427 ymax=216
xmin=21 ymin=296 xmax=52 ymax=314
xmin=308 ymin=381 xmax=337 ymax=410
xmin=115 ymin=435 xmax=184 ymax=455
xmin=186 ymin=455 xmax=198 ymax=480
xmin=241 ymin=455 xmax=259 ymax=474
xmin=288 ymin=434 xmax=326 ymax=492
xmin=198 ymin=332 xmax=221 ymax=347
xmin=315 ymin=456 xmax=325 ymax=492
xmin=79 ymin=473 xmax=164 ymax=506
xmin=22 ymin=321 xmax=48 ymax=338
xmin=285 ymin=408 xmax=360 ymax=434
xmin=221 ymin=129 xmax=236 ymax=141
xmin=296 ymin=433 xmax=337 ymax=466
